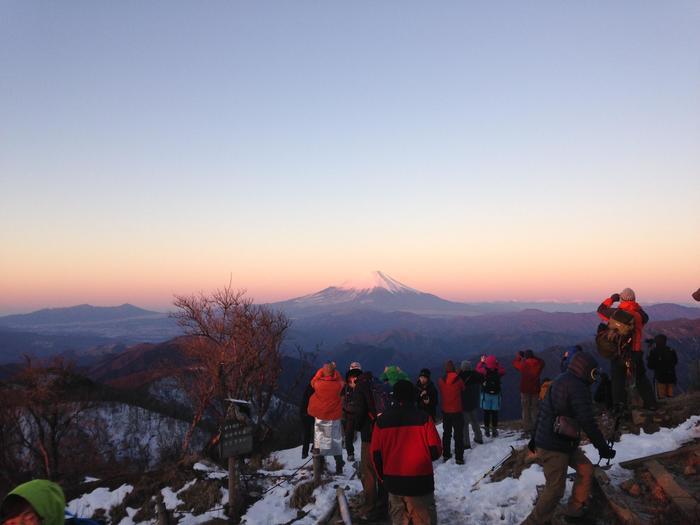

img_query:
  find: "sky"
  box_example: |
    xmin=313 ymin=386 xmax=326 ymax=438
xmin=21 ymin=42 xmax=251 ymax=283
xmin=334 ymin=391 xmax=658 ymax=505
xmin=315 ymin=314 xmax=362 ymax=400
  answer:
xmin=1 ymin=1 xmax=699 ymax=314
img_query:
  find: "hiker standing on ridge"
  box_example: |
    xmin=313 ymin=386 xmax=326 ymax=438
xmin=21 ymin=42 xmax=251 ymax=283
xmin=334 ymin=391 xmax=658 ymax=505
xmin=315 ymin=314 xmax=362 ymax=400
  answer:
xmin=476 ymin=355 xmax=505 ymax=437
xmin=352 ymin=370 xmax=386 ymax=520
xmin=647 ymin=334 xmax=678 ymax=399
xmin=513 ymin=350 xmax=545 ymax=436
xmin=299 ymin=378 xmax=315 ymax=459
xmin=342 ymin=366 xmax=363 ymax=462
xmin=597 ymin=288 xmax=656 ymax=411
xmin=458 ymin=360 xmax=484 ymax=448
xmin=416 ymin=368 xmax=438 ymax=421
xmin=370 ymin=380 xmax=442 ymax=525
xmin=522 ymin=351 xmax=616 ymax=524
xmin=438 ymin=360 xmax=465 ymax=464
xmin=307 ymin=362 xmax=345 ymax=474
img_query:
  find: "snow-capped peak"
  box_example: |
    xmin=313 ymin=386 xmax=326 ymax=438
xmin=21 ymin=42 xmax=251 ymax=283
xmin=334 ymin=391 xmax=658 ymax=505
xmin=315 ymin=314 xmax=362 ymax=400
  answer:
xmin=338 ymin=271 xmax=421 ymax=295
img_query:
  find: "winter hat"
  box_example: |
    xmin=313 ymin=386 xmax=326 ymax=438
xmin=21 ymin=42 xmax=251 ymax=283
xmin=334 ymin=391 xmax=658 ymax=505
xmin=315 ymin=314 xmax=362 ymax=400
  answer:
xmin=445 ymin=360 xmax=456 ymax=373
xmin=524 ymin=349 xmax=534 ymax=359
xmin=620 ymin=288 xmax=636 ymax=301
xmin=349 ymin=361 xmax=362 ymax=371
xmin=419 ymin=368 xmax=431 ymax=378
xmin=1 ymin=480 xmax=66 ymax=525
xmin=485 ymin=355 xmax=498 ymax=369
xmin=461 ymin=360 xmax=471 ymax=371
xmin=567 ymin=351 xmax=599 ymax=384
xmin=654 ymin=334 xmax=667 ymax=347
xmin=379 ymin=365 xmax=410 ymax=386
xmin=393 ymin=379 xmax=416 ymax=403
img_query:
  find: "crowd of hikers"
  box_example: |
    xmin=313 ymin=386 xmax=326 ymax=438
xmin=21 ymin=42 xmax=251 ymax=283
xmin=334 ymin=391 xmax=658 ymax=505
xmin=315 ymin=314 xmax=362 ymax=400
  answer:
xmin=2 ymin=287 xmax=692 ymax=525
xmin=300 ymin=287 xmax=683 ymax=525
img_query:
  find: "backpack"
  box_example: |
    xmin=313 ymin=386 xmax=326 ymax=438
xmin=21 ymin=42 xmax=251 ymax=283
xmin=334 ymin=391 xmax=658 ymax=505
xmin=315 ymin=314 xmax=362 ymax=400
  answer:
xmin=482 ymin=369 xmax=501 ymax=395
xmin=596 ymin=308 xmax=635 ymax=359
xmin=372 ymin=381 xmax=392 ymax=415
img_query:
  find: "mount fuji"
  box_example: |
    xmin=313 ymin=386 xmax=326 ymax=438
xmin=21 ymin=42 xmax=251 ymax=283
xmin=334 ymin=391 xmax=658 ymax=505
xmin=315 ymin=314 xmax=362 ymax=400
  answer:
xmin=271 ymin=271 xmax=481 ymax=318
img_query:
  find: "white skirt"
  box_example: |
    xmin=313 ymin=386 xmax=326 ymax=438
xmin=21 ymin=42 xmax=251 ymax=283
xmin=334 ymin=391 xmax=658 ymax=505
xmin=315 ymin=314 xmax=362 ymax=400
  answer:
xmin=313 ymin=418 xmax=342 ymax=456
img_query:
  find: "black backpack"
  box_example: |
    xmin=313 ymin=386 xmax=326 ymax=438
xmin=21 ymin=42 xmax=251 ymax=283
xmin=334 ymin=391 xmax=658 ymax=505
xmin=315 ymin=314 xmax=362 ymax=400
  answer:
xmin=595 ymin=308 xmax=635 ymax=359
xmin=482 ymin=369 xmax=501 ymax=395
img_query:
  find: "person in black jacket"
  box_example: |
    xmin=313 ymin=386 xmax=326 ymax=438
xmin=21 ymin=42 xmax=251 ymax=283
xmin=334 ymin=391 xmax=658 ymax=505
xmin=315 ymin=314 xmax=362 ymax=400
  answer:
xmin=342 ymin=368 xmax=363 ymax=461
xmin=415 ymin=368 xmax=438 ymax=420
xmin=299 ymin=380 xmax=315 ymax=459
xmin=458 ymin=360 xmax=483 ymax=447
xmin=522 ymin=351 xmax=615 ymax=524
xmin=647 ymin=334 xmax=678 ymax=399
xmin=352 ymin=371 xmax=384 ymax=519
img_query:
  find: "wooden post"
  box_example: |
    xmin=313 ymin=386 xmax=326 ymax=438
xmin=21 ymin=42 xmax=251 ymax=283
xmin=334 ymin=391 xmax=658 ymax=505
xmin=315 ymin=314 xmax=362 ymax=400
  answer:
xmin=313 ymin=453 xmax=323 ymax=487
xmin=228 ymin=456 xmax=239 ymax=523
xmin=155 ymin=494 xmax=169 ymax=525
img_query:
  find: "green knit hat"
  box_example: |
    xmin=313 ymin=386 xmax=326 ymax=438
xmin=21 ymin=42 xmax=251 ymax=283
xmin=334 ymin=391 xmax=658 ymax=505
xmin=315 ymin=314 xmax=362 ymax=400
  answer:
xmin=379 ymin=365 xmax=410 ymax=386
xmin=2 ymin=480 xmax=65 ymax=525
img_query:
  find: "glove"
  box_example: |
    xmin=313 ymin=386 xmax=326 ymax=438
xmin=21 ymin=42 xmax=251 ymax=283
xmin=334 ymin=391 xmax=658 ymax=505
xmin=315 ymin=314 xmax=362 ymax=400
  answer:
xmin=599 ymin=447 xmax=616 ymax=459
xmin=528 ymin=439 xmax=536 ymax=453
xmin=610 ymin=293 xmax=620 ymax=302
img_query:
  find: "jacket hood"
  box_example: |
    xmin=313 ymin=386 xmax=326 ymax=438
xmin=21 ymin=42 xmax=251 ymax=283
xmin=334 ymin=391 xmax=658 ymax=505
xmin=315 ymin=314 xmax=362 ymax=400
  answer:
xmin=3 ymin=480 xmax=65 ymax=525
xmin=567 ymin=351 xmax=598 ymax=384
xmin=485 ymin=355 xmax=498 ymax=369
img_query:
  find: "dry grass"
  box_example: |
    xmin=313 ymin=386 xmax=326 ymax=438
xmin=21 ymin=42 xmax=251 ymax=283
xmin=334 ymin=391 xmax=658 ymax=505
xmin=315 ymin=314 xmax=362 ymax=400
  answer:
xmin=289 ymin=480 xmax=317 ymax=509
xmin=177 ymin=479 xmax=222 ymax=516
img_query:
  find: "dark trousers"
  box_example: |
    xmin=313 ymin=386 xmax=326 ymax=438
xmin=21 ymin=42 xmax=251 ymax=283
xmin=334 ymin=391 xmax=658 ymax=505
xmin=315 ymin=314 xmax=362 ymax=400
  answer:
xmin=343 ymin=419 xmax=356 ymax=457
xmin=611 ymin=352 xmax=656 ymax=410
xmin=301 ymin=415 xmax=314 ymax=457
xmin=441 ymin=412 xmax=464 ymax=461
xmin=483 ymin=409 xmax=499 ymax=428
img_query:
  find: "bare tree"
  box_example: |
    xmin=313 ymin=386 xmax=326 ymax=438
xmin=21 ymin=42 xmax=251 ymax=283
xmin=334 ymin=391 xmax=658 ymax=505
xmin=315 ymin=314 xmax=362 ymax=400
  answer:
xmin=173 ymin=285 xmax=290 ymax=454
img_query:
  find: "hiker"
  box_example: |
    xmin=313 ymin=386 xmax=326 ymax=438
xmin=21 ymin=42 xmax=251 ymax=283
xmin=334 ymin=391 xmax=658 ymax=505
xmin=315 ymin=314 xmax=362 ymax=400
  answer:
xmin=647 ymin=334 xmax=678 ymax=399
xmin=458 ymin=360 xmax=483 ymax=448
xmin=476 ymin=355 xmax=505 ymax=437
xmin=370 ymin=380 xmax=442 ymax=525
xmin=416 ymin=368 xmax=438 ymax=420
xmin=307 ymin=362 xmax=345 ymax=474
xmin=299 ymin=379 xmax=315 ymax=459
xmin=597 ymin=289 xmax=656 ymax=411
xmin=352 ymin=370 xmax=385 ymax=520
xmin=560 ymin=345 xmax=581 ymax=373
xmin=522 ymin=351 xmax=616 ymax=524
xmin=513 ymin=349 xmax=545 ymax=436
xmin=342 ymin=367 xmax=363 ymax=461
xmin=438 ymin=360 xmax=465 ymax=464
xmin=1 ymin=479 xmax=65 ymax=525
xmin=539 ymin=377 xmax=552 ymax=401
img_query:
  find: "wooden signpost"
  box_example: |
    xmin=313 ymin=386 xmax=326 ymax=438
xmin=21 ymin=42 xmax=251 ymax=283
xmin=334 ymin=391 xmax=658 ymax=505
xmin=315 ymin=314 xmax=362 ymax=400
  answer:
xmin=220 ymin=401 xmax=254 ymax=524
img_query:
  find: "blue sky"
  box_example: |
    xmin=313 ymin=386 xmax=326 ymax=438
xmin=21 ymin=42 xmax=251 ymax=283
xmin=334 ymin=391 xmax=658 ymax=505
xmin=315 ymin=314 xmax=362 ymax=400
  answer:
xmin=1 ymin=1 xmax=699 ymax=313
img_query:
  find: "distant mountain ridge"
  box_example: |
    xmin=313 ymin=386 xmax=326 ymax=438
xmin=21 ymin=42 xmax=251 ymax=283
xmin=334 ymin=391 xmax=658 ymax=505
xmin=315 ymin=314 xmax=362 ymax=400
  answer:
xmin=0 ymin=303 xmax=164 ymax=326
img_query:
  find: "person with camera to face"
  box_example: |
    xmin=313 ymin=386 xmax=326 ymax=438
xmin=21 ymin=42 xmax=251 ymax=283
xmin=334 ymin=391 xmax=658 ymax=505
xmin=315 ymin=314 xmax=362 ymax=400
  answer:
xmin=513 ymin=349 xmax=545 ymax=437
xmin=415 ymin=368 xmax=438 ymax=421
xmin=522 ymin=351 xmax=615 ymax=524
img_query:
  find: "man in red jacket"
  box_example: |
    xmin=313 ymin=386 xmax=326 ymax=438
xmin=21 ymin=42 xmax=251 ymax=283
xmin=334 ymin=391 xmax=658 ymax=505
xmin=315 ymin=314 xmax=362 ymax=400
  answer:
xmin=597 ymin=288 xmax=656 ymax=411
xmin=308 ymin=362 xmax=346 ymax=474
xmin=371 ymin=380 xmax=442 ymax=525
xmin=513 ymin=349 xmax=545 ymax=436
xmin=438 ymin=360 xmax=465 ymax=464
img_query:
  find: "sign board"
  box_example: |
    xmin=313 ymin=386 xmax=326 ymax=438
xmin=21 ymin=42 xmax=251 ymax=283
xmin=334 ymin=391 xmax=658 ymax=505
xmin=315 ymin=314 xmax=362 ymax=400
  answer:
xmin=220 ymin=420 xmax=253 ymax=458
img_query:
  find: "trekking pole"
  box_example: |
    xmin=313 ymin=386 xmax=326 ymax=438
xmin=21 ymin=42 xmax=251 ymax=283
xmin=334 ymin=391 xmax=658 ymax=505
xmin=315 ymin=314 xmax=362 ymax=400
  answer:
xmin=470 ymin=446 xmax=515 ymax=492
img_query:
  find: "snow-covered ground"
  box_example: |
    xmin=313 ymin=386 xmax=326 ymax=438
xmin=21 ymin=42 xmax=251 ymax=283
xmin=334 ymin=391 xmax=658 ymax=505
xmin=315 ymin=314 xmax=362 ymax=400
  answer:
xmin=242 ymin=415 xmax=700 ymax=525
xmin=62 ymin=415 xmax=700 ymax=525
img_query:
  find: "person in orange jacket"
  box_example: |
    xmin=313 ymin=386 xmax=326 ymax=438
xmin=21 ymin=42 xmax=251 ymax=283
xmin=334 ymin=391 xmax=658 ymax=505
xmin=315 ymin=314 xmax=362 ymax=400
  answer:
xmin=513 ymin=349 xmax=545 ymax=436
xmin=308 ymin=362 xmax=346 ymax=474
xmin=597 ymin=288 xmax=656 ymax=411
xmin=438 ymin=360 xmax=465 ymax=464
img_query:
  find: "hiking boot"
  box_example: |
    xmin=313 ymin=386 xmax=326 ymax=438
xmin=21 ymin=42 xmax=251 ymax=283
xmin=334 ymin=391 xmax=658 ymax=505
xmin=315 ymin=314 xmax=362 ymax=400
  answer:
xmin=443 ymin=454 xmax=452 ymax=462
xmin=485 ymin=427 xmax=491 ymax=437
xmin=347 ymin=454 xmax=355 ymax=462
xmin=302 ymin=452 xmax=308 ymax=459
xmin=474 ymin=438 xmax=484 ymax=445
xmin=335 ymin=461 xmax=345 ymax=475
xmin=465 ymin=444 xmax=472 ymax=450
xmin=456 ymin=458 xmax=464 ymax=465
xmin=492 ymin=427 xmax=499 ymax=437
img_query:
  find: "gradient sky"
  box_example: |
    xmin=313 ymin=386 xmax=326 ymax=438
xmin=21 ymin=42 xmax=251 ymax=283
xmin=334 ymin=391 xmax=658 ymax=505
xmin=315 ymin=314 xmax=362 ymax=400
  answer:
xmin=1 ymin=1 xmax=699 ymax=314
